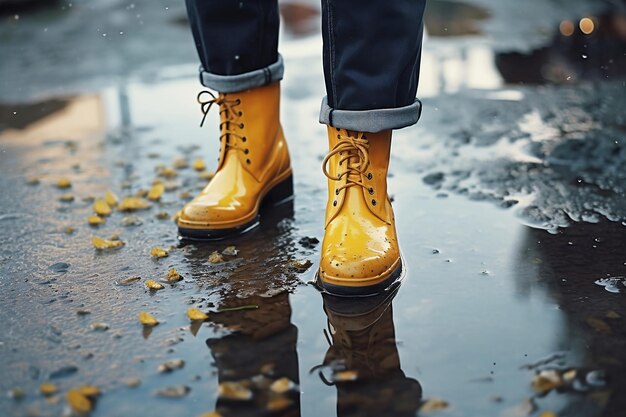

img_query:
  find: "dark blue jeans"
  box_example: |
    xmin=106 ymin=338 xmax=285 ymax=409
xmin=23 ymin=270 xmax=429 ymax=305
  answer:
xmin=185 ymin=0 xmax=426 ymax=132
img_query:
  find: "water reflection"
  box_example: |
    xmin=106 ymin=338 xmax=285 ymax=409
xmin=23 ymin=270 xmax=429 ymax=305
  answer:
xmin=315 ymin=287 xmax=422 ymax=417
xmin=207 ymin=291 xmax=301 ymax=417
xmin=179 ymin=200 xmax=301 ymax=416
xmin=515 ymin=221 xmax=626 ymax=416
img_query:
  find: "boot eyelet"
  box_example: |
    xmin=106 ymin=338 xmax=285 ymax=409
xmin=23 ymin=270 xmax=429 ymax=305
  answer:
xmin=333 ymin=200 xmax=337 ymax=207
xmin=337 ymin=134 xmax=340 ymax=139
xmin=244 ymin=149 xmax=249 ymax=154
xmin=335 ymin=189 xmax=339 ymax=195
xmin=242 ymin=137 xmax=247 ymax=142
xmin=367 ymin=173 xmax=373 ymax=180
xmin=235 ymin=99 xmax=241 ymax=105
xmin=246 ymin=159 xmax=251 ymax=164
xmin=239 ymin=123 xmax=244 ymax=128
xmin=368 ymin=188 xmax=374 ymax=195
xmin=239 ymin=111 xmax=243 ymax=116
xmin=371 ymin=199 xmax=377 ymax=206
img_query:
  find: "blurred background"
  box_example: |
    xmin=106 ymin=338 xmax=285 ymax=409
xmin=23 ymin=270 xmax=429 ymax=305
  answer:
xmin=1 ymin=1 xmax=625 ymax=417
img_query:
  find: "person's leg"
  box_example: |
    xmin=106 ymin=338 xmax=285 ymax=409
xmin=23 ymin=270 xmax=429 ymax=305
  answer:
xmin=319 ymin=0 xmax=426 ymax=131
xmin=179 ymin=0 xmax=293 ymax=239
xmin=317 ymin=0 xmax=426 ymax=294
xmin=185 ymin=0 xmax=283 ymax=91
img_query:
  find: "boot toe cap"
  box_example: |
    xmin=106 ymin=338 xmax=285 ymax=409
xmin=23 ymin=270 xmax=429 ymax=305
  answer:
xmin=319 ymin=243 xmax=401 ymax=286
xmin=178 ymin=198 xmax=255 ymax=229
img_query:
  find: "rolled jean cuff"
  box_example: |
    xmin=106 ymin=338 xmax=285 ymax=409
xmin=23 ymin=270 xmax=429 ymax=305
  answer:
xmin=200 ymin=55 xmax=284 ymax=93
xmin=318 ymin=96 xmax=422 ymax=132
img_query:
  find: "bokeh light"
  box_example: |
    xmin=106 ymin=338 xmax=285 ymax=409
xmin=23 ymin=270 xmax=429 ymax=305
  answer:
xmin=559 ymin=20 xmax=575 ymax=36
xmin=579 ymin=17 xmax=595 ymax=35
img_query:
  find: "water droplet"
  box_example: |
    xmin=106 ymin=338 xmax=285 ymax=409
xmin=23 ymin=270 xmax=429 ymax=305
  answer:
xmin=582 ymin=54 xmax=588 ymax=59
xmin=14 ymin=14 xmax=19 ymax=20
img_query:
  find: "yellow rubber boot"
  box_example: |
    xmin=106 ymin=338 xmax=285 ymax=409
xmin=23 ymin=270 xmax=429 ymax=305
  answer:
xmin=318 ymin=127 xmax=402 ymax=295
xmin=178 ymin=82 xmax=293 ymax=239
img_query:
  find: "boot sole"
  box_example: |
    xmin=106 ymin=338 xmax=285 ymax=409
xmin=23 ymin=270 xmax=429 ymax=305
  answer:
xmin=177 ymin=174 xmax=293 ymax=240
xmin=316 ymin=258 xmax=405 ymax=297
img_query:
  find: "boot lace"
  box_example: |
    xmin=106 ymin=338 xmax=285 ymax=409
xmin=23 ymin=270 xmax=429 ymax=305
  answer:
xmin=322 ymin=130 xmax=370 ymax=194
xmin=197 ymin=91 xmax=248 ymax=154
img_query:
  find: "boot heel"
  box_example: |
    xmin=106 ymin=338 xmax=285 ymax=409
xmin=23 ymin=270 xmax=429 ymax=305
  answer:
xmin=264 ymin=175 xmax=293 ymax=206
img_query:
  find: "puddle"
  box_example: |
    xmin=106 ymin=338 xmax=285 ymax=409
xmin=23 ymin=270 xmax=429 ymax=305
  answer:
xmin=1 ymin=1 xmax=625 ymax=417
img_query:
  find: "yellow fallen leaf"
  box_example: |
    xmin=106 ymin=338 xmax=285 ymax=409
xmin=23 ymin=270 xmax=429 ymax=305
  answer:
xmin=88 ymin=215 xmax=105 ymax=225
xmin=148 ymin=183 xmax=165 ymax=201
xmin=192 ymin=159 xmax=206 ymax=171
xmin=162 ymin=180 xmax=179 ymax=191
xmin=267 ymin=397 xmax=292 ymax=412
xmin=333 ymin=370 xmax=358 ymax=382
xmin=606 ymin=310 xmax=621 ymax=319
xmin=197 ymin=412 xmax=222 ymax=417
xmin=124 ymin=378 xmax=141 ymax=388
xmin=532 ymin=370 xmax=562 ymax=394
xmin=217 ymin=382 xmax=253 ymax=401
xmin=208 ymin=251 xmax=224 ymax=263
xmin=166 ymin=268 xmax=182 ymax=282
xmin=157 ymin=359 xmax=185 ymax=373
xmin=155 ymin=212 xmax=169 ymax=220
xmin=420 ymin=398 xmax=450 ymax=413
xmin=199 ymin=171 xmax=214 ymax=181
xmin=222 ymin=246 xmax=239 ymax=256
xmin=92 ymin=236 xmax=124 ymax=249
xmin=157 ymin=166 xmax=177 ymax=178
xmin=45 ymin=395 xmax=60 ymax=404
xmin=173 ymin=157 xmax=189 ymax=169
xmin=93 ymin=199 xmax=112 ymax=216
xmin=270 ymin=377 xmax=297 ymax=394
xmin=66 ymin=390 xmax=92 ymax=414
xmin=150 ymin=247 xmax=169 ymax=258
xmin=90 ymin=322 xmax=109 ymax=331
xmin=104 ymin=191 xmax=118 ymax=207
xmin=118 ymin=197 xmax=151 ymax=211
xmin=8 ymin=387 xmax=25 ymax=399
xmin=145 ymin=279 xmax=164 ymax=290
xmin=586 ymin=317 xmax=611 ymax=334
xmin=115 ymin=276 xmax=141 ymax=286
xmin=39 ymin=383 xmax=58 ymax=396
xmin=63 ymin=226 xmax=76 ymax=234
xmin=56 ymin=177 xmax=72 ymax=188
xmin=59 ymin=194 xmax=75 ymax=202
xmin=139 ymin=311 xmax=159 ymax=326
xmin=76 ymin=385 xmax=101 ymax=398
xmin=187 ymin=307 xmax=209 ymax=321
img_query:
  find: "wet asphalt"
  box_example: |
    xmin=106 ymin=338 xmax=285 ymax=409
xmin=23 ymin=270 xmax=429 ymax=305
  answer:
xmin=1 ymin=1 xmax=625 ymax=416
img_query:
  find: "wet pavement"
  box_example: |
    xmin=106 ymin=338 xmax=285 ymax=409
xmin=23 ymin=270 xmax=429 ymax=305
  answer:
xmin=1 ymin=1 xmax=626 ymax=416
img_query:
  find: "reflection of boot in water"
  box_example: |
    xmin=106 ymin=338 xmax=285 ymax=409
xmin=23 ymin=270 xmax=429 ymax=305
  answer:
xmin=318 ymin=289 xmax=422 ymax=417
xmin=206 ymin=292 xmax=301 ymax=417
